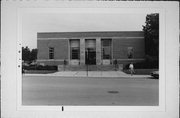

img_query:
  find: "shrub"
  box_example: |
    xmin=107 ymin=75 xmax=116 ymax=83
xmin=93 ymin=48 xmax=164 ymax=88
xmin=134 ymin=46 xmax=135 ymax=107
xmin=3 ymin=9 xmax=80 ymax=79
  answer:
xmin=123 ymin=56 xmax=159 ymax=69
xmin=23 ymin=65 xmax=58 ymax=70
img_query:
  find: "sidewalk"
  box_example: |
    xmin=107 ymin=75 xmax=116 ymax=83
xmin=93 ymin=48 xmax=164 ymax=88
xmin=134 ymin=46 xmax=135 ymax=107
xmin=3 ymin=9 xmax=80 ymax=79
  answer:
xmin=24 ymin=71 xmax=151 ymax=78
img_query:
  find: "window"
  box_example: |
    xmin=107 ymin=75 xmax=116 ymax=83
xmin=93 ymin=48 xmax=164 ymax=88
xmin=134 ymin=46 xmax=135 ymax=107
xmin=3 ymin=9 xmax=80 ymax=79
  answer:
xmin=101 ymin=39 xmax=112 ymax=59
xmin=127 ymin=47 xmax=134 ymax=59
xmin=49 ymin=47 xmax=54 ymax=59
xmin=70 ymin=40 xmax=80 ymax=60
xmin=71 ymin=47 xmax=80 ymax=59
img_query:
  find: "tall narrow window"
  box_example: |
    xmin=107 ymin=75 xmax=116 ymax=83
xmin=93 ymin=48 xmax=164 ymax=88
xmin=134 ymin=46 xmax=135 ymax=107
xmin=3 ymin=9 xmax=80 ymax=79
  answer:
xmin=101 ymin=39 xmax=112 ymax=59
xmin=49 ymin=47 xmax=54 ymax=59
xmin=70 ymin=40 xmax=80 ymax=60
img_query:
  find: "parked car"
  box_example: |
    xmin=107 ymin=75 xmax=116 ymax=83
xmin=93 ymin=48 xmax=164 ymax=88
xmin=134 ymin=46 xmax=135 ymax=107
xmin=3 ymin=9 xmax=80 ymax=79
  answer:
xmin=22 ymin=62 xmax=29 ymax=66
xmin=150 ymin=70 xmax=159 ymax=79
xmin=30 ymin=61 xmax=37 ymax=66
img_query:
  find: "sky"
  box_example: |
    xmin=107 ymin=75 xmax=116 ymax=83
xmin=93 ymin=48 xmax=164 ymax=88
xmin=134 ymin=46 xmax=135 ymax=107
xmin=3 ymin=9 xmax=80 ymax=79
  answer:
xmin=22 ymin=13 xmax=148 ymax=49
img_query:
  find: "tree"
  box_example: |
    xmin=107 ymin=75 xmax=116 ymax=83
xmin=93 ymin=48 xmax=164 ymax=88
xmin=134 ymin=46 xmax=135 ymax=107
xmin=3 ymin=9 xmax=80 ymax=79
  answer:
xmin=22 ymin=46 xmax=38 ymax=63
xmin=30 ymin=49 xmax=38 ymax=62
xmin=143 ymin=13 xmax=159 ymax=59
xmin=22 ymin=46 xmax=31 ymax=62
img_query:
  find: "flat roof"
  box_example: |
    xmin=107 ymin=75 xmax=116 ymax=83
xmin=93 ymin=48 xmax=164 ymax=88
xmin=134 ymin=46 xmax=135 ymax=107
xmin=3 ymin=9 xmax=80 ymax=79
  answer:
xmin=37 ymin=31 xmax=144 ymax=39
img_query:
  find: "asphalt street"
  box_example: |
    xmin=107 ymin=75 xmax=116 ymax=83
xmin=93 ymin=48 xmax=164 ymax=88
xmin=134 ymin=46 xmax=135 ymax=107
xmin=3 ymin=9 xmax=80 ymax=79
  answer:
xmin=22 ymin=76 xmax=159 ymax=106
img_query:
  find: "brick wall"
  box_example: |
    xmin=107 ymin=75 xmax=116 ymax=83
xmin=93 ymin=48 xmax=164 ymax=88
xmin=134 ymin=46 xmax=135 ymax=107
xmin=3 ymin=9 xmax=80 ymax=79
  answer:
xmin=37 ymin=32 xmax=145 ymax=66
xmin=113 ymin=37 xmax=145 ymax=59
xmin=37 ymin=39 xmax=68 ymax=60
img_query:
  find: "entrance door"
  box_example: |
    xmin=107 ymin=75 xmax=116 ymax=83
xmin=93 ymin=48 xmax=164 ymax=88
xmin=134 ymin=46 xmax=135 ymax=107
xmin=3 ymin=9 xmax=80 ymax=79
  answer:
xmin=85 ymin=39 xmax=96 ymax=65
xmin=85 ymin=48 xmax=96 ymax=65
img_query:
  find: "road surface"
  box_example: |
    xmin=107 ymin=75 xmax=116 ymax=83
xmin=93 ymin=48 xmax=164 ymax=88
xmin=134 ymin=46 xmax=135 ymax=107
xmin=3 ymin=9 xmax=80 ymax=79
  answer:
xmin=22 ymin=76 xmax=159 ymax=106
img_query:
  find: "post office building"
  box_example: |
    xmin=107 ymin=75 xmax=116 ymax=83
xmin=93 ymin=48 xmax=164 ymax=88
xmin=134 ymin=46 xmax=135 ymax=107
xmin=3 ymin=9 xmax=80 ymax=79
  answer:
xmin=37 ymin=31 xmax=145 ymax=66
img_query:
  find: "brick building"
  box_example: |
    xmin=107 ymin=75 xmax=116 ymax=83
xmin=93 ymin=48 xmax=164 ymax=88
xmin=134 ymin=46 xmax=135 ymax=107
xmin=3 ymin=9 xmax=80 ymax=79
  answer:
xmin=37 ymin=31 xmax=145 ymax=67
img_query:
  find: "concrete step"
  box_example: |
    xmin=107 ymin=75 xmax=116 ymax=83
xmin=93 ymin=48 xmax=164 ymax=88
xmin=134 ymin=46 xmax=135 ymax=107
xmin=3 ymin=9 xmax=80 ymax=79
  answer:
xmin=60 ymin=65 xmax=120 ymax=71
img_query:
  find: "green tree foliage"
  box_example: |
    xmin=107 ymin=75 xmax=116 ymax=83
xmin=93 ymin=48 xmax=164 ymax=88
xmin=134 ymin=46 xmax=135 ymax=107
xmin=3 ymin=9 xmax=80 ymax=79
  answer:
xmin=143 ymin=13 xmax=159 ymax=59
xmin=22 ymin=46 xmax=31 ymax=62
xmin=22 ymin=46 xmax=38 ymax=63
xmin=30 ymin=49 xmax=38 ymax=61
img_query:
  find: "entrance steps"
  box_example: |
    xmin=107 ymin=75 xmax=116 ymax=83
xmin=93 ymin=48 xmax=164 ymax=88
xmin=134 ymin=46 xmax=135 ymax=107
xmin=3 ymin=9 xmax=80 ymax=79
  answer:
xmin=62 ymin=65 xmax=120 ymax=71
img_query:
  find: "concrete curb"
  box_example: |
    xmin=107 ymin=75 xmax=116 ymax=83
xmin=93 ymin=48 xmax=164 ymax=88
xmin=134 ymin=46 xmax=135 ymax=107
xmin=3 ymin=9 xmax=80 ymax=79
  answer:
xmin=24 ymin=74 xmax=151 ymax=78
xmin=23 ymin=71 xmax=151 ymax=78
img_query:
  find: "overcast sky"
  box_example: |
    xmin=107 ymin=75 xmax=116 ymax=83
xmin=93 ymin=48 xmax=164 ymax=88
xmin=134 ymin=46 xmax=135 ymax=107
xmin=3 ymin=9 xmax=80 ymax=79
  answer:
xmin=22 ymin=13 xmax=148 ymax=49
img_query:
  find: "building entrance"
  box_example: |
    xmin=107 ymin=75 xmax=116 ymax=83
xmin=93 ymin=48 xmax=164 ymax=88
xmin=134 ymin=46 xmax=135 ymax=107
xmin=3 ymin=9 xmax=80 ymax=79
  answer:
xmin=85 ymin=48 xmax=96 ymax=65
xmin=85 ymin=39 xmax=96 ymax=65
